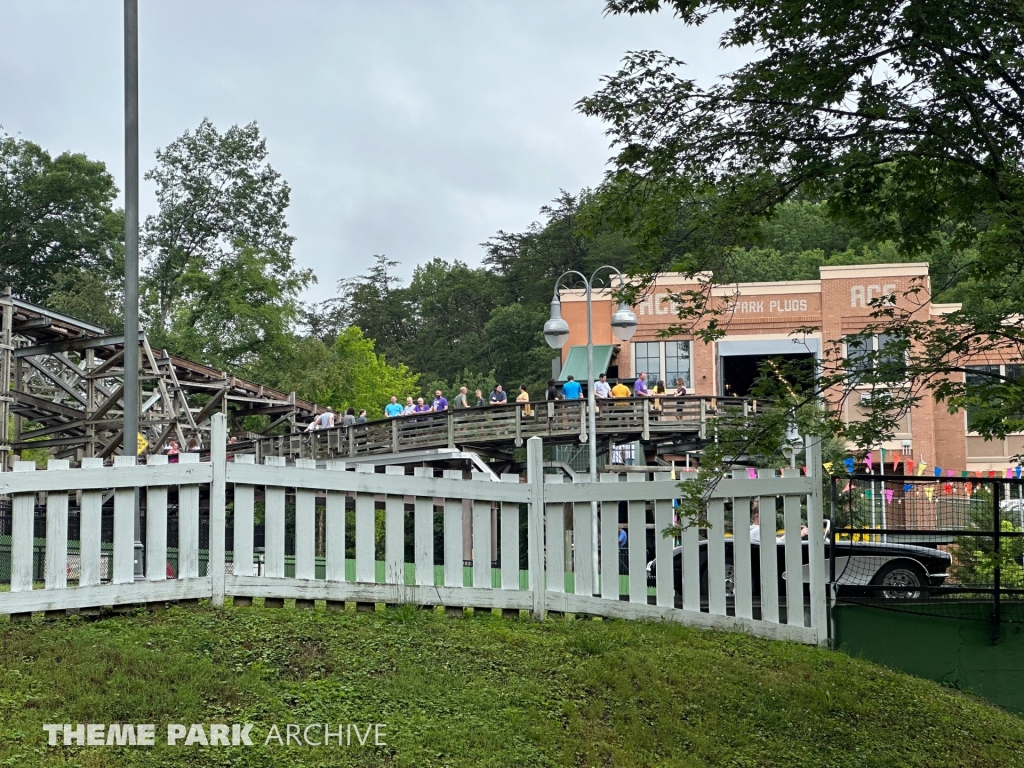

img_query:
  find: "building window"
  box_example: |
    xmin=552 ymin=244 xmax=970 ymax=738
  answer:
xmin=634 ymin=341 xmax=661 ymax=386
xmin=632 ymin=341 xmax=691 ymax=388
xmin=665 ymin=341 xmax=691 ymax=389
xmin=965 ymin=364 xmax=1018 ymax=432
xmin=845 ymin=333 xmax=906 ymax=382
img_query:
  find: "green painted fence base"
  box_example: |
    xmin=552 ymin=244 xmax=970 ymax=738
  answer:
xmin=834 ymin=603 xmax=1024 ymax=714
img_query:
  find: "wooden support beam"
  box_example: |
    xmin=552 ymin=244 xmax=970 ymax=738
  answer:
xmin=21 ymin=357 xmax=88 ymax=407
xmin=14 ymin=331 xmax=144 ymax=358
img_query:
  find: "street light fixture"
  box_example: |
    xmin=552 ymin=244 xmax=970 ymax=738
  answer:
xmin=543 ymin=299 xmax=571 ymax=349
xmin=545 ymin=266 xmax=636 ymax=594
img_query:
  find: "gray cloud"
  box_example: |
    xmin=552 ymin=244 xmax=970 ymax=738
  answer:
xmin=0 ymin=1 xmax=745 ymax=302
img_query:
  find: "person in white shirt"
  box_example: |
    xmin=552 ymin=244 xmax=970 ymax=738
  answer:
xmin=593 ymin=373 xmax=612 ymax=399
xmin=750 ymin=509 xmax=807 ymax=544
xmin=316 ymin=407 xmax=335 ymax=429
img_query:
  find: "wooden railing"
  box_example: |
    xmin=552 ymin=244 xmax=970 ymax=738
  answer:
xmin=248 ymin=396 xmax=756 ymax=461
xmin=0 ymin=414 xmax=825 ymax=646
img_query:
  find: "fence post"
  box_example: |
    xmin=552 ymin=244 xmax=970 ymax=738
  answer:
xmin=805 ymin=435 xmax=828 ymax=646
xmin=527 ymin=436 xmax=546 ymax=620
xmin=209 ymin=413 xmax=228 ymax=606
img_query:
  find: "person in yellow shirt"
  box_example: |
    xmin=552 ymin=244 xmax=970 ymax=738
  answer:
xmin=610 ymin=380 xmax=631 ymax=398
xmin=516 ymin=384 xmax=532 ymax=416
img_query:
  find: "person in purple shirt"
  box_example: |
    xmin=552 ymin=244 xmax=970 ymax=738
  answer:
xmin=634 ymin=372 xmax=650 ymax=397
xmin=432 ymin=389 xmax=448 ymax=412
xmin=412 ymin=397 xmax=431 ymax=413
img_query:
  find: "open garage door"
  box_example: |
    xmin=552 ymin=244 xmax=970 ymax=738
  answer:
xmin=717 ymin=338 xmax=819 ymax=397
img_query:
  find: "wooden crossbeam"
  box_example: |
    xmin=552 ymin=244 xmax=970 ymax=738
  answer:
xmin=22 ymin=356 xmax=89 ymax=407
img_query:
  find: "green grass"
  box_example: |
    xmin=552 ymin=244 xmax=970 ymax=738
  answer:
xmin=1 ymin=603 xmax=1024 ymax=767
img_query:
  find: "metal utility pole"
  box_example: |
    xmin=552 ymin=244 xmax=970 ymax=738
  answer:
xmin=124 ymin=0 xmax=143 ymax=579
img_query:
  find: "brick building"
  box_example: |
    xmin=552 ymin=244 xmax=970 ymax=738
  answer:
xmin=557 ymin=263 xmax=1021 ymax=473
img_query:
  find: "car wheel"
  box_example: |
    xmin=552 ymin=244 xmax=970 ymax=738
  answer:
xmin=873 ymin=561 xmax=927 ymax=599
xmin=699 ymin=559 xmax=736 ymax=599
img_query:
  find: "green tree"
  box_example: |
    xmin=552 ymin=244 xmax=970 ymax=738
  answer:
xmin=580 ymin=0 xmax=1024 ymax=448
xmin=264 ymin=327 xmax=419 ymax=419
xmin=141 ymin=119 xmax=312 ymax=374
xmin=0 ymin=133 xmax=123 ymax=305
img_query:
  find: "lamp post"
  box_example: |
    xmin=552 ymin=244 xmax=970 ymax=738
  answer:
xmin=124 ymin=0 xmax=143 ymax=581
xmin=544 ymin=266 xmax=637 ymax=593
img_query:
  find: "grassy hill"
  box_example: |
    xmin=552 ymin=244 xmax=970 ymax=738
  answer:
xmin=1 ymin=602 xmax=1023 ymax=767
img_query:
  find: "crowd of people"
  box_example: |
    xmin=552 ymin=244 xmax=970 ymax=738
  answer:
xmin=301 ymin=373 xmax=689 ymax=431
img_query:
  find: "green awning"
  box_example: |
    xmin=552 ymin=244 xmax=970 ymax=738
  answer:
xmin=558 ymin=345 xmax=615 ymax=383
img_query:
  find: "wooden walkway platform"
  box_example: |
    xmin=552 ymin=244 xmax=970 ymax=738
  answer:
xmin=246 ymin=396 xmax=755 ymax=463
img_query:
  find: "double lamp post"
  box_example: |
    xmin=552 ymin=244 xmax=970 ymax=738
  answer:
xmin=542 ymin=266 xmax=637 ymax=593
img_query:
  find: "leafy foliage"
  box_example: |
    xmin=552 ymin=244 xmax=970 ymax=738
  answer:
xmin=140 ymin=119 xmax=313 ymax=374
xmin=579 ymin=0 xmax=1024 ymax=451
xmin=0 ymin=132 xmax=123 ymax=306
xmin=260 ymin=327 xmax=419 ymax=419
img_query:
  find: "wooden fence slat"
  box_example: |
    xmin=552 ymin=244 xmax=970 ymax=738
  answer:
xmin=784 ymin=492 xmax=804 ymax=626
xmin=79 ymin=458 xmax=104 ymax=588
xmin=732 ymin=495 xmax=754 ymax=620
xmin=112 ymin=456 xmax=137 ymax=584
xmin=707 ymin=498 xmax=726 ymax=616
xmin=472 ymin=499 xmax=491 ymax=588
xmin=600 ymin=473 xmax=620 ymax=599
xmin=499 ymin=473 xmax=519 ymax=591
xmin=325 ymin=461 xmax=346 ymax=582
xmin=545 ymin=476 xmax=565 ymax=594
xmin=654 ymin=498 xmax=674 ymax=608
xmin=627 ymin=473 xmax=646 ymax=605
xmin=9 ymin=461 xmax=36 ymax=592
xmin=572 ymin=501 xmax=594 ymax=596
xmin=384 ymin=466 xmax=406 ymax=586
xmin=295 ymin=479 xmax=316 ymax=582
xmin=443 ymin=470 xmax=463 ymax=588
xmin=264 ymin=490 xmax=286 ymax=580
xmin=354 ymin=490 xmax=375 ymax=584
xmin=44 ymin=460 xmax=70 ymax=590
xmin=146 ymin=455 xmax=169 ymax=581
xmin=682 ymin=502 xmax=701 ymax=612
xmin=758 ymin=490 xmax=780 ymax=624
xmin=412 ymin=468 xmax=434 ymax=586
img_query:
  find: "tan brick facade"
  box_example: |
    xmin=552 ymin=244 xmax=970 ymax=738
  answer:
xmin=559 ymin=263 xmax=1020 ymax=473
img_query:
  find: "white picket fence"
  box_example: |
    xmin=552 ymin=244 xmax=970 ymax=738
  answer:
xmin=0 ymin=415 xmax=826 ymax=645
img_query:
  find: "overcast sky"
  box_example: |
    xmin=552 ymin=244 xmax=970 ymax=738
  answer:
xmin=0 ymin=1 xmax=745 ymax=303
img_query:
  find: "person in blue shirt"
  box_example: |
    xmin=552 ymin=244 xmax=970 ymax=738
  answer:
xmin=432 ymin=389 xmax=448 ymax=411
xmin=489 ymin=385 xmax=508 ymax=404
xmin=561 ymin=375 xmax=582 ymax=400
xmin=384 ymin=396 xmax=404 ymax=418
xmin=633 ymin=372 xmax=650 ymax=397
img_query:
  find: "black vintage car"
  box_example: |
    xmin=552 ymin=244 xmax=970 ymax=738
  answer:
xmin=647 ymin=534 xmax=952 ymax=600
